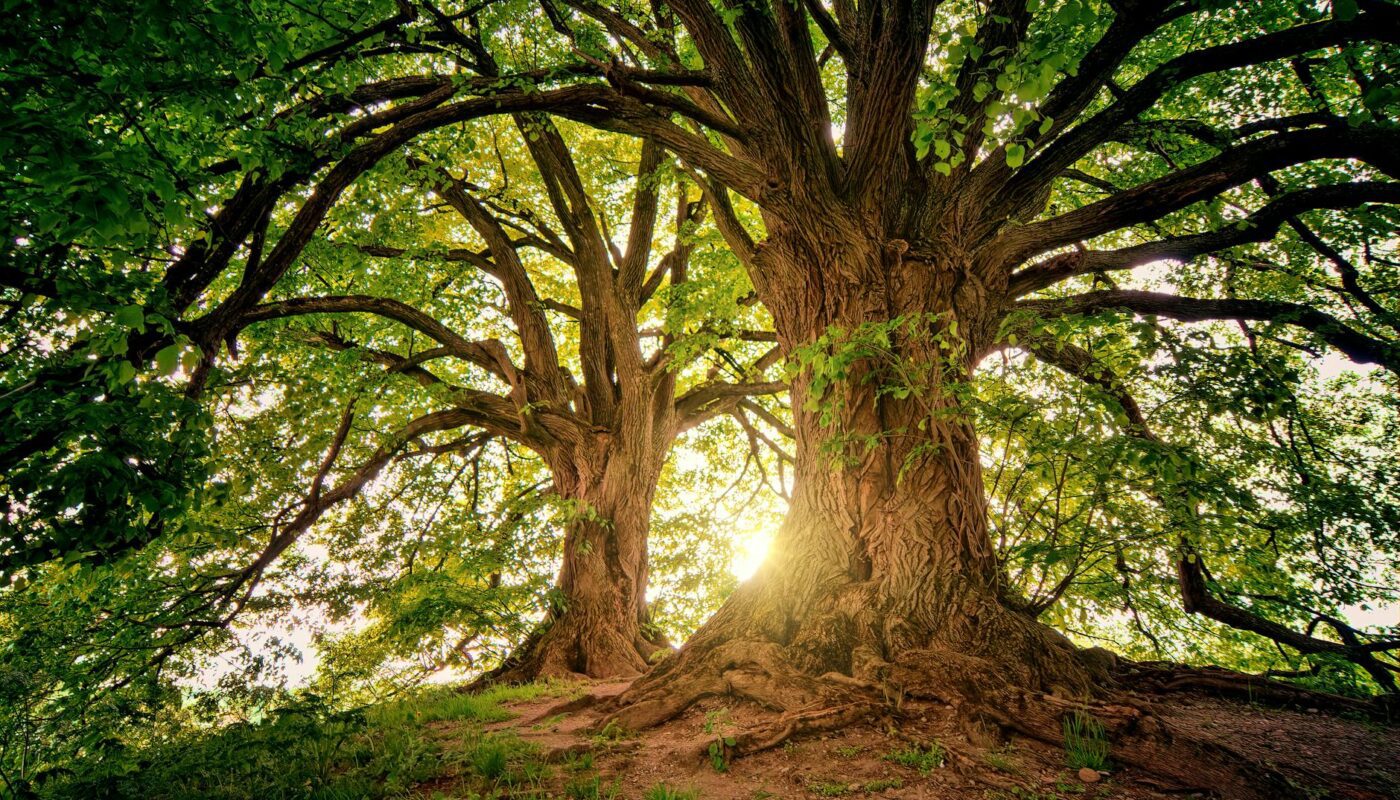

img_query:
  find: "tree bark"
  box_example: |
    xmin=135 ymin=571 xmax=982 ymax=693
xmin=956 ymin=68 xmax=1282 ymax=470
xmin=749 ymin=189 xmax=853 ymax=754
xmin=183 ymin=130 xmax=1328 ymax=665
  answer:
xmin=485 ymin=437 xmax=670 ymax=683
xmin=610 ymin=230 xmax=1096 ymax=727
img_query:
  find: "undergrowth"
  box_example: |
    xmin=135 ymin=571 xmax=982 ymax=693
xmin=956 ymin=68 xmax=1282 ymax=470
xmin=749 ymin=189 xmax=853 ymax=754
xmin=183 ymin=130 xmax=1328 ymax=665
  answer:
xmin=31 ymin=681 xmax=578 ymax=800
xmin=643 ymin=783 xmax=700 ymax=800
xmin=883 ymin=741 xmax=945 ymax=773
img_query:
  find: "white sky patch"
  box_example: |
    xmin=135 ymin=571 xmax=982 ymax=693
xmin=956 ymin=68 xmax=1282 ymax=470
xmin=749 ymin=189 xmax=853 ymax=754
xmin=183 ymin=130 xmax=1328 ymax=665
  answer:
xmin=1343 ymin=601 xmax=1399 ymax=631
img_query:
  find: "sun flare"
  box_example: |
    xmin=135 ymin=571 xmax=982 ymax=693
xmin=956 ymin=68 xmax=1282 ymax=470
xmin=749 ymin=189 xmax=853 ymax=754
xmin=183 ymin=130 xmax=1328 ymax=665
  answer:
xmin=730 ymin=526 xmax=774 ymax=582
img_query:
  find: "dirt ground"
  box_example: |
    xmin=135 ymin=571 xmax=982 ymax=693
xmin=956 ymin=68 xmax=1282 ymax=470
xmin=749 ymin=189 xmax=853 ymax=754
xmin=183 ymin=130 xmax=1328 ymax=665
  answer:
xmin=463 ymin=679 xmax=1400 ymax=800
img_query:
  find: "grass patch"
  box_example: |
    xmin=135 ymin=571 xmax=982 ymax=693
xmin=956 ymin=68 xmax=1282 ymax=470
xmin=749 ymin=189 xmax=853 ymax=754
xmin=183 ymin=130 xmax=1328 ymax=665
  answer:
xmin=369 ymin=679 xmax=576 ymax=727
xmin=564 ymin=750 xmax=596 ymax=772
xmin=466 ymin=735 xmax=513 ymax=780
xmin=35 ymin=682 xmax=573 ymax=800
xmin=564 ymin=771 xmax=623 ymax=800
xmin=1062 ymin=710 xmax=1111 ymax=772
xmin=862 ymin=777 xmax=904 ymax=791
xmin=644 ymin=783 xmax=701 ymax=800
xmin=807 ymin=779 xmax=852 ymax=796
xmin=883 ymin=741 xmax=945 ymax=773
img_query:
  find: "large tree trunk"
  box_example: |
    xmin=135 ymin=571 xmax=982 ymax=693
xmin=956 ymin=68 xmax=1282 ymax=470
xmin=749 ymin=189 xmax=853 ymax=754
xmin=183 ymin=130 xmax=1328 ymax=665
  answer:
xmin=609 ymin=230 xmax=1096 ymax=722
xmin=601 ymin=230 xmax=1291 ymax=797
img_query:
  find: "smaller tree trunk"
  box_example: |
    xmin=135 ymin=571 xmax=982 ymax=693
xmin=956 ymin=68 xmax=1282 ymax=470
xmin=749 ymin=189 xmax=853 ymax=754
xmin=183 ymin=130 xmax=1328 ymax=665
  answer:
xmin=485 ymin=444 xmax=667 ymax=683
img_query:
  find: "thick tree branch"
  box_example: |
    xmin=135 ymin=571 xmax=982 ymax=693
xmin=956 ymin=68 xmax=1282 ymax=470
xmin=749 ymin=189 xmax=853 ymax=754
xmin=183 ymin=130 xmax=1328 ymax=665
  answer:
xmin=802 ymin=0 xmax=854 ymax=63
xmin=239 ymin=294 xmax=521 ymax=384
xmin=1007 ymin=181 xmax=1400 ymax=296
xmin=620 ymin=139 xmax=665 ymax=301
xmin=515 ymin=116 xmax=624 ymax=422
xmin=1019 ymin=290 xmax=1400 ymax=373
xmin=996 ymin=126 xmax=1400 ymax=266
xmin=429 ymin=170 xmax=570 ymax=406
xmin=841 ymin=0 xmax=937 ymax=193
xmin=673 ymin=379 xmax=787 ymax=433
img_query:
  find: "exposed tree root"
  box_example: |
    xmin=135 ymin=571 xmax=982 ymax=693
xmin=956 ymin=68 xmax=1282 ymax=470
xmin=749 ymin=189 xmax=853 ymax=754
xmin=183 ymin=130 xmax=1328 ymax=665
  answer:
xmin=465 ymin=617 xmax=665 ymax=691
xmin=1121 ymin=660 xmax=1394 ymax=719
xmin=729 ymin=702 xmax=874 ymax=756
xmin=602 ymin=638 xmax=884 ymax=733
xmin=971 ymin=686 xmax=1296 ymax=798
xmin=600 ymin=638 xmax=1354 ymax=799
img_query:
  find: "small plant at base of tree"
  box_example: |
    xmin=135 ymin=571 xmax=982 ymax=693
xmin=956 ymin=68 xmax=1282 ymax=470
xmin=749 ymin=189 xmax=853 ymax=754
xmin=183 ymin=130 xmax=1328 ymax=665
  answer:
xmin=564 ymin=751 xmax=595 ymax=773
xmin=468 ymin=737 xmax=512 ymax=781
xmin=644 ymin=783 xmax=701 ymax=800
xmin=1061 ymin=711 xmax=1111 ymax=772
xmin=564 ymin=772 xmax=622 ymax=800
xmin=805 ymin=779 xmax=852 ymax=796
xmin=703 ymin=708 xmax=737 ymax=772
xmin=591 ymin=719 xmax=634 ymax=745
xmin=883 ymin=741 xmax=945 ymax=773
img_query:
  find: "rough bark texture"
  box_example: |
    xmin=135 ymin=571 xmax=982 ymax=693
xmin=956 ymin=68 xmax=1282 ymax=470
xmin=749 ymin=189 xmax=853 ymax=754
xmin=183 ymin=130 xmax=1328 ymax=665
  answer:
xmin=598 ymin=223 xmax=1308 ymax=798
xmin=610 ymin=221 xmax=1096 ymax=724
xmin=491 ymin=439 xmax=668 ymax=682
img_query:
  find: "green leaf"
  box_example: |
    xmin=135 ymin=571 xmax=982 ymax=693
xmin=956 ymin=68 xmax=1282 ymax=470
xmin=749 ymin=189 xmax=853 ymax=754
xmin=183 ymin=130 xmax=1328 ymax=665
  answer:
xmin=180 ymin=348 xmax=202 ymax=374
xmin=1333 ymin=0 xmax=1359 ymax=21
xmin=114 ymin=305 xmax=145 ymax=330
xmin=155 ymin=344 xmax=181 ymax=376
xmin=1005 ymin=143 xmax=1026 ymax=168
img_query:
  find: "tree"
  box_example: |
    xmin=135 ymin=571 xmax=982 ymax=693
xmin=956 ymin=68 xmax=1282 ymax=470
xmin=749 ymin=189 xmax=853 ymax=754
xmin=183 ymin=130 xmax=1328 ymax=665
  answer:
xmin=228 ymin=117 xmax=782 ymax=681
xmin=458 ymin=0 xmax=1400 ymax=714
xmin=5 ymin=0 xmax=1400 ymax=792
xmin=3 ymin=1 xmax=781 ymax=684
xmin=573 ymin=6 xmax=1400 ymax=784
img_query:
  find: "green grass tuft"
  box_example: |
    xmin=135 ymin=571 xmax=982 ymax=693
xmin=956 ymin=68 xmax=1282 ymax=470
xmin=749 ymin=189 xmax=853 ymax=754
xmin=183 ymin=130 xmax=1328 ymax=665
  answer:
xmin=806 ymin=779 xmax=852 ymax=796
xmin=368 ymin=679 xmax=576 ymax=727
xmin=564 ymin=771 xmax=623 ymax=800
xmin=883 ymin=741 xmax=945 ymax=773
xmin=644 ymin=782 xmax=701 ymax=800
xmin=1062 ymin=710 xmax=1111 ymax=772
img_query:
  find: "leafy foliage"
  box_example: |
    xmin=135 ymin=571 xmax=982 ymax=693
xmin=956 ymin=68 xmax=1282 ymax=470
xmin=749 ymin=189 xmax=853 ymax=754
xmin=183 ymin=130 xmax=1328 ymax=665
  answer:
xmin=2 ymin=0 xmax=1399 ymax=793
